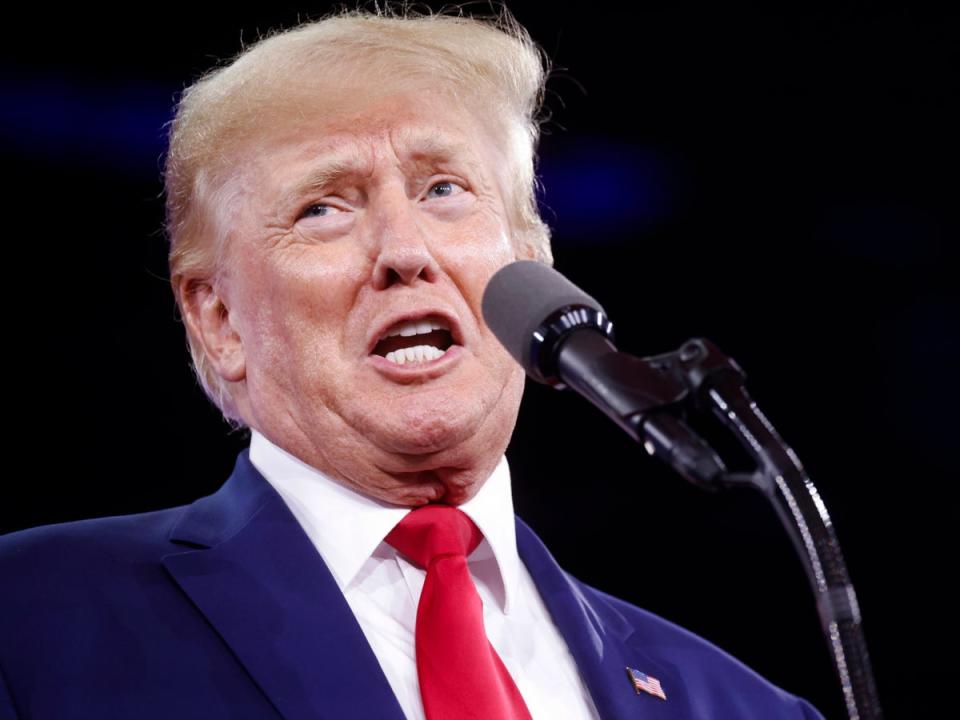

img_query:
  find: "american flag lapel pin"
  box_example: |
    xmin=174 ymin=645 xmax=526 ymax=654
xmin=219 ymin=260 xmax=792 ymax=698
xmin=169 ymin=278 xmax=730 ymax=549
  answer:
xmin=626 ymin=666 xmax=667 ymax=701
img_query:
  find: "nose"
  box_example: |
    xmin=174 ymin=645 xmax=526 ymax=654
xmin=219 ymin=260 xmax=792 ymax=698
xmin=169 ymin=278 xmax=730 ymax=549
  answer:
xmin=370 ymin=188 xmax=440 ymax=290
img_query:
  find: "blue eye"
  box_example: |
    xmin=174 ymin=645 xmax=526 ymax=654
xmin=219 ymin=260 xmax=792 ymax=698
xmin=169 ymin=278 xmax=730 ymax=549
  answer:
xmin=301 ymin=203 xmax=339 ymax=218
xmin=426 ymin=181 xmax=464 ymax=199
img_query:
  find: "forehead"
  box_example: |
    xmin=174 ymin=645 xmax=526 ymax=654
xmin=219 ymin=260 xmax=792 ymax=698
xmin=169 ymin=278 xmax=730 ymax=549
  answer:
xmin=234 ymin=89 xmax=507 ymax=193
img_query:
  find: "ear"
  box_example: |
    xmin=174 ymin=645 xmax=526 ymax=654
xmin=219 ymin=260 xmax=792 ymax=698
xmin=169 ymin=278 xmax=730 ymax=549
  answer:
xmin=514 ymin=237 xmax=538 ymax=262
xmin=176 ymin=276 xmax=246 ymax=383
xmin=509 ymin=229 xmax=536 ymax=262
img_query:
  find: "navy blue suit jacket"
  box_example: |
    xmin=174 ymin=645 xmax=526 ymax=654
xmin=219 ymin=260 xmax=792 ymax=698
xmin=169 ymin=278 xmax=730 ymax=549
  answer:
xmin=0 ymin=451 xmax=824 ymax=719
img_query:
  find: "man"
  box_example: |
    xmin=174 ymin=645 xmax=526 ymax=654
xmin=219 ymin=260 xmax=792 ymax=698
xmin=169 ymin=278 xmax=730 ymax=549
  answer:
xmin=1 ymin=9 xmax=825 ymax=719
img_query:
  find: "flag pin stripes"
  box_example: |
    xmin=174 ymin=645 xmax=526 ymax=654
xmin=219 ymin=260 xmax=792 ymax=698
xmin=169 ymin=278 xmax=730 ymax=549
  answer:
xmin=626 ymin=666 xmax=667 ymax=701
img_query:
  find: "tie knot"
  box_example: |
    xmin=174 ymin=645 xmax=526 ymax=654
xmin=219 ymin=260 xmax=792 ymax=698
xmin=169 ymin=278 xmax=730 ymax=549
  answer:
xmin=385 ymin=505 xmax=483 ymax=569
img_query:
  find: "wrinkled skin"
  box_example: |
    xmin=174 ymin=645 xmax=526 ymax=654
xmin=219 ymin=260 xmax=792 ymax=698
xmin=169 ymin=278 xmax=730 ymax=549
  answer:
xmin=180 ymin=90 xmax=531 ymax=506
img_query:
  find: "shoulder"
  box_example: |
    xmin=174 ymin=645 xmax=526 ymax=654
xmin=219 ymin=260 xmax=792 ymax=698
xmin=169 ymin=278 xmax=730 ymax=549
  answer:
xmin=582 ymin=580 xmax=755 ymax=667
xmin=0 ymin=507 xmax=188 ymax=610
xmin=1 ymin=506 xmax=184 ymax=565
xmin=576 ymin=580 xmax=825 ymax=719
xmin=0 ymin=507 xmax=200 ymax=678
xmin=515 ymin=517 xmax=823 ymax=719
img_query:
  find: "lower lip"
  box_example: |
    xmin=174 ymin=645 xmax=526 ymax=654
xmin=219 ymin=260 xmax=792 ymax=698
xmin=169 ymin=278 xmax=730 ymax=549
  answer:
xmin=367 ymin=344 xmax=464 ymax=379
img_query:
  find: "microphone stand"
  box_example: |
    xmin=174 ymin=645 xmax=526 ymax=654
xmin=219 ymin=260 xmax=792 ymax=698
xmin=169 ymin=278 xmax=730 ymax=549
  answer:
xmin=557 ymin=332 xmax=884 ymax=720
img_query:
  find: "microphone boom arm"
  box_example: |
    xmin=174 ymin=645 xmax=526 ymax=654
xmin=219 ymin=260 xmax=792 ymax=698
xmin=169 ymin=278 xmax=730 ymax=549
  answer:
xmin=555 ymin=329 xmax=729 ymax=489
xmin=480 ymin=262 xmax=882 ymax=718
xmin=617 ymin=337 xmax=884 ymax=720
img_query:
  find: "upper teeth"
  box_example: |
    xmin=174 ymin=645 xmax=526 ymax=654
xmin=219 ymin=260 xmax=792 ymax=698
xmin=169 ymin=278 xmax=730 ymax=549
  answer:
xmin=381 ymin=318 xmax=449 ymax=340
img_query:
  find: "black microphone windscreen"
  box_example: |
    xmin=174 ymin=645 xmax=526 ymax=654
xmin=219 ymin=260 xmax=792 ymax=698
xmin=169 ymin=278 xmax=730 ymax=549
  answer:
xmin=482 ymin=260 xmax=605 ymax=372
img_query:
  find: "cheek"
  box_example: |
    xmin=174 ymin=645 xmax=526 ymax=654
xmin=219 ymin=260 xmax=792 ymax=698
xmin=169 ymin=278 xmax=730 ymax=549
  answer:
xmin=232 ymin=247 xmax=364 ymax=362
xmin=262 ymin=239 xmax=367 ymax=304
xmin=439 ymin=217 xmax=517 ymax=292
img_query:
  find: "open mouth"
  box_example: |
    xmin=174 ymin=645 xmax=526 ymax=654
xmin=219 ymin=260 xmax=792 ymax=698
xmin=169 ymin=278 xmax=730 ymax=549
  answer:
xmin=371 ymin=316 xmax=457 ymax=365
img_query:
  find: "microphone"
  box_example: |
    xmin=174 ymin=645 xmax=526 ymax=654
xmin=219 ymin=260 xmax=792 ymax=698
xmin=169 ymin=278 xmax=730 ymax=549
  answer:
xmin=482 ymin=260 xmax=726 ymax=487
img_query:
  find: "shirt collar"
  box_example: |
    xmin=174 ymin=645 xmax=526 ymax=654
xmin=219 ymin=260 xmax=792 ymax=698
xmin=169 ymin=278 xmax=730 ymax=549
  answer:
xmin=249 ymin=430 xmax=520 ymax=614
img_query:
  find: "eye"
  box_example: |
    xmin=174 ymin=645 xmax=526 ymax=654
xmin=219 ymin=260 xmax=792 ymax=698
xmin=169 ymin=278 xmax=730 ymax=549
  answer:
xmin=424 ymin=180 xmax=465 ymax=200
xmin=299 ymin=203 xmax=342 ymax=219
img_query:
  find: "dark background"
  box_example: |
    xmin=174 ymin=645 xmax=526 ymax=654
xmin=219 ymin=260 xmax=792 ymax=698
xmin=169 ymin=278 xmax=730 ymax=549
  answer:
xmin=2 ymin=2 xmax=956 ymax=717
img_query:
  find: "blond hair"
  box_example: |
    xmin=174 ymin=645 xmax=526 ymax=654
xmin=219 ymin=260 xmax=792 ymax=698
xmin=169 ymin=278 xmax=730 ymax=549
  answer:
xmin=164 ymin=6 xmax=552 ymax=422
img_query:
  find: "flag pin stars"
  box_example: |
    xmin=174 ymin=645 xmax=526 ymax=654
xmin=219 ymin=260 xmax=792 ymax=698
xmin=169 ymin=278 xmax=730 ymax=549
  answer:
xmin=626 ymin=666 xmax=667 ymax=701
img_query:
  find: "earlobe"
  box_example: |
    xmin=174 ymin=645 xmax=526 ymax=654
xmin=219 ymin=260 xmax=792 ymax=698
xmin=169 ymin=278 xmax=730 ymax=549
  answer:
xmin=515 ymin=240 xmax=537 ymax=262
xmin=508 ymin=229 xmax=539 ymax=263
xmin=177 ymin=276 xmax=246 ymax=383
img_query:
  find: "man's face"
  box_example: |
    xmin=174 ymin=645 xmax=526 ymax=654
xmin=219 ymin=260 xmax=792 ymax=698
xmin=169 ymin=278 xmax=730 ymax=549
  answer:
xmin=214 ymin=89 xmax=528 ymax=505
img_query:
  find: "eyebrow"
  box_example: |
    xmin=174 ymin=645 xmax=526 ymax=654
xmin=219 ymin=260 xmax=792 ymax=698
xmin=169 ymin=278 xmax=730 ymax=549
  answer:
xmin=279 ymin=152 xmax=368 ymax=208
xmin=397 ymin=128 xmax=475 ymax=162
xmin=279 ymin=130 xmax=480 ymax=208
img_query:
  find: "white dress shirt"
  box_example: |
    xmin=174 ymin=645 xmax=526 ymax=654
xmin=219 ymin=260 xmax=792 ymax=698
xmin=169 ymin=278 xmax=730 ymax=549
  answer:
xmin=249 ymin=430 xmax=599 ymax=720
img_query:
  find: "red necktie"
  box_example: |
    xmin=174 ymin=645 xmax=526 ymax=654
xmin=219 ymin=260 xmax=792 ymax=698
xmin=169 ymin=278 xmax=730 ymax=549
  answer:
xmin=385 ymin=505 xmax=533 ymax=720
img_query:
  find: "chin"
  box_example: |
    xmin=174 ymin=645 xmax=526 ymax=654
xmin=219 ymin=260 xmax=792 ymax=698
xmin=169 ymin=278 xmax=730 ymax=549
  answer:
xmin=368 ymin=388 xmax=488 ymax=456
xmin=377 ymin=411 xmax=477 ymax=456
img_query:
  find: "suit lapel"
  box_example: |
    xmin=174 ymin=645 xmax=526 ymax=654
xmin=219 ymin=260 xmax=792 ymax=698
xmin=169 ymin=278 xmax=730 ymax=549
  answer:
xmin=516 ymin=518 xmax=693 ymax=719
xmin=159 ymin=450 xmax=694 ymax=719
xmin=162 ymin=451 xmax=405 ymax=720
